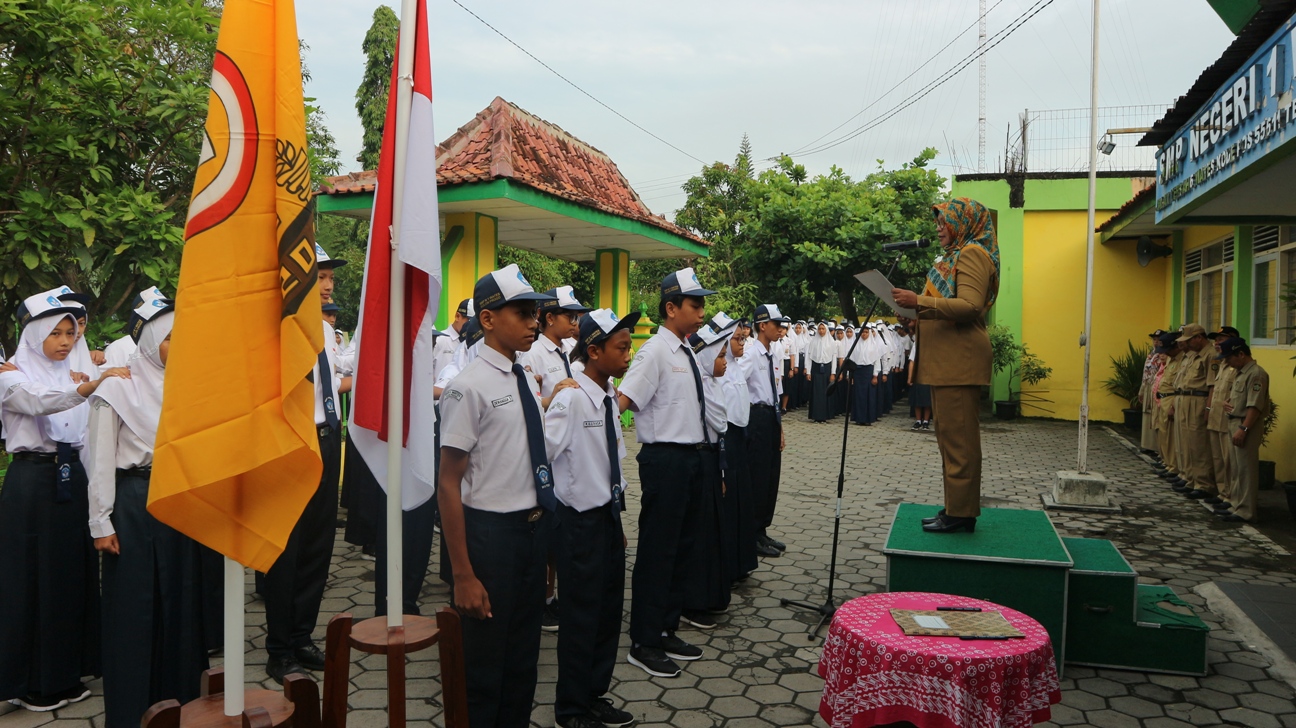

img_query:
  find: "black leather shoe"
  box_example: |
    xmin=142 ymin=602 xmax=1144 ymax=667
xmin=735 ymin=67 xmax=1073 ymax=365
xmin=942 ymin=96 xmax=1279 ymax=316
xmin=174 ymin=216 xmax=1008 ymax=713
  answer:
xmin=921 ymin=509 xmax=947 ymax=525
xmin=755 ymin=541 xmax=780 ymax=557
xmin=1171 ymin=486 xmax=1191 ymax=494
xmin=1204 ymin=496 xmax=1223 ymax=505
xmin=1217 ymin=513 xmax=1247 ymax=523
xmin=266 ymin=655 xmax=308 ymax=685
xmin=294 ymin=644 xmax=326 ymax=671
xmin=1213 ymin=502 xmax=1233 ymax=512
xmin=1185 ymin=489 xmax=1210 ymax=499
xmin=922 ymin=515 xmax=976 ymax=534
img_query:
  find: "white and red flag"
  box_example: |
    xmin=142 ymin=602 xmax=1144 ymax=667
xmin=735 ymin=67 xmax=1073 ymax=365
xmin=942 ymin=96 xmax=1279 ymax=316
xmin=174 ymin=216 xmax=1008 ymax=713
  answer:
xmin=349 ymin=0 xmax=440 ymax=510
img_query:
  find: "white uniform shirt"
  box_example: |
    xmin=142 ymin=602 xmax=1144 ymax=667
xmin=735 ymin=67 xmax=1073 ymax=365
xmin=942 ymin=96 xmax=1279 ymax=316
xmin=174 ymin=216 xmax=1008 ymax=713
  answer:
xmin=618 ymin=327 xmax=707 ymax=445
xmin=336 ymin=336 xmax=357 ymax=377
xmin=86 ymin=400 xmax=152 ymax=538
xmin=697 ymin=344 xmax=729 ymax=440
xmin=783 ymin=334 xmax=801 ymax=371
xmin=544 ymin=371 xmax=626 ymax=512
xmin=431 ymin=331 xmax=461 ymax=389
xmin=721 ymin=352 xmax=751 ymax=428
xmin=0 ymin=379 xmax=87 ymax=452
xmin=313 ymin=320 xmax=342 ymax=426
xmin=439 ymin=344 xmax=541 ymax=513
xmin=523 ymin=335 xmax=573 ymax=399
xmin=101 ymin=335 xmax=137 ymax=372
xmin=743 ymin=339 xmax=783 ymax=406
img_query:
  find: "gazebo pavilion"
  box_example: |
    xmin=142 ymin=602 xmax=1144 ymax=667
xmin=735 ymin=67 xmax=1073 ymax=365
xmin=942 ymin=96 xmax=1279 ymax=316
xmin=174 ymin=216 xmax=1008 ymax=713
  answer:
xmin=316 ymin=96 xmax=707 ymax=326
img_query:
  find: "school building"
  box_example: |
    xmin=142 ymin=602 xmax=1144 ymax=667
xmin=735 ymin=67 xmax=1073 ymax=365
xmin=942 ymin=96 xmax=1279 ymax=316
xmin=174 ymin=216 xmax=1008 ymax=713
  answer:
xmin=314 ymin=95 xmax=707 ymax=329
xmin=953 ymin=0 xmax=1296 ymax=479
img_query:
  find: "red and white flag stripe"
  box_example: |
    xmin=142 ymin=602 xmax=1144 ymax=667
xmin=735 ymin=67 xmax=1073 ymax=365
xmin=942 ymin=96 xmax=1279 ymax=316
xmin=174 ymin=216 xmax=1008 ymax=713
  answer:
xmin=349 ymin=0 xmax=440 ymax=510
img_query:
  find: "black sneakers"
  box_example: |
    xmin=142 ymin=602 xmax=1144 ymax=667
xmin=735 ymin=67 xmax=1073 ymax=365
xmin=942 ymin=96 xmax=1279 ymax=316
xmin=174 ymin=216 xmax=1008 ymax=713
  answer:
xmin=588 ymin=697 xmax=635 ymax=727
xmin=557 ymin=715 xmax=605 ymax=728
xmin=680 ymin=610 xmax=717 ymax=630
xmin=660 ymin=633 xmax=702 ymax=661
xmin=9 ymin=693 xmax=68 ymax=712
xmin=628 ymin=645 xmax=681 ymax=677
xmin=542 ymin=597 xmax=561 ymax=632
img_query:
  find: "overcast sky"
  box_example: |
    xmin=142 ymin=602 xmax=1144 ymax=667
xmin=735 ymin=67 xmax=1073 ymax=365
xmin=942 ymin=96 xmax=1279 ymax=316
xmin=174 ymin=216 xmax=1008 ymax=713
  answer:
xmin=298 ymin=0 xmax=1236 ymax=218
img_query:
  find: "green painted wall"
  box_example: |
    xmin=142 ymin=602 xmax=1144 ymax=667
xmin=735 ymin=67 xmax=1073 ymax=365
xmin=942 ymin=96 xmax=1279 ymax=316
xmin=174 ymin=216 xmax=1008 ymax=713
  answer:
xmin=1233 ymin=226 xmax=1254 ymax=336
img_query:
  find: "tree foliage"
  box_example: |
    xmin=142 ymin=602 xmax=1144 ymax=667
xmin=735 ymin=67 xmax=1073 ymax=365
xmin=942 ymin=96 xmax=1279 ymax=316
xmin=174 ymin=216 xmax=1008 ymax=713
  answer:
xmin=355 ymin=5 xmax=398 ymax=171
xmin=0 ymin=0 xmax=219 ymax=350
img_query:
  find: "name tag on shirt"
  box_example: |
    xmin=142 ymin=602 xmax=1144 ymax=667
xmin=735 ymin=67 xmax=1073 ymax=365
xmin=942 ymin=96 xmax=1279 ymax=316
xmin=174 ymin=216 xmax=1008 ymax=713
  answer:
xmin=583 ymin=420 xmax=604 ymax=428
xmin=491 ymin=395 xmax=515 ymax=408
xmin=547 ymin=366 xmax=562 ymax=373
xmin=672 ymin=366 xmax=688 ymax=373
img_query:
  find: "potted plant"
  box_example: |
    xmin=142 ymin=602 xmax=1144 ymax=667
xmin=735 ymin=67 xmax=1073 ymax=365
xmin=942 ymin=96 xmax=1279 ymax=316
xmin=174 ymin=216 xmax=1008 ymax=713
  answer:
xmin=1103 ymin=341 xmax=1152 ymax=431
xmin=989 ymin=326 xmax=1053 ymax=419
xmin=1261 ymin=401 xmax=1279 ymax=490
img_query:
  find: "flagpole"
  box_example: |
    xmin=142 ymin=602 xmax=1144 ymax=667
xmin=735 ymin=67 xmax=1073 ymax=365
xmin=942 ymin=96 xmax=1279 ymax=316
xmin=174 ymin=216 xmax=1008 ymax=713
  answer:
xmin=223 ymin=557 xmax=244 ymax=716
xmin=386 ymin=0 xmax=418 ymax=630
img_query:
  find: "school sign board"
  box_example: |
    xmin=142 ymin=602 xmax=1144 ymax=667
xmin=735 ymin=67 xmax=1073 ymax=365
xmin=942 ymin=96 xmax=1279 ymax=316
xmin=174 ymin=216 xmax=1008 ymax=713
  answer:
xmin=1156 ymin=13 xmax=1296 ymax=223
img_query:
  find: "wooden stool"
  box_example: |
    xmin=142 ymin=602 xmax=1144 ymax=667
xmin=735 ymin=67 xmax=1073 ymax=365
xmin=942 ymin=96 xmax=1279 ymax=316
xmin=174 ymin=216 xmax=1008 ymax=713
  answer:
xmin=321 ymin=608 xmax=468 ymax=728
xmin=142 ymin=668 xmax=319 ymax=728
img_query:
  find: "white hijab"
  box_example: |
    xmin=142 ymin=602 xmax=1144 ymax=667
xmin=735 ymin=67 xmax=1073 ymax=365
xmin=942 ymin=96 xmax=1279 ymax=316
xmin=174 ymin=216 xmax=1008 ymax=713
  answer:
xmin=808 ymin=326 xmax=837 ymax=364
xmin=3 ymin=313 xmax=88 ymax=444
xmin=90 ymin=311 xmax=173 ymax=448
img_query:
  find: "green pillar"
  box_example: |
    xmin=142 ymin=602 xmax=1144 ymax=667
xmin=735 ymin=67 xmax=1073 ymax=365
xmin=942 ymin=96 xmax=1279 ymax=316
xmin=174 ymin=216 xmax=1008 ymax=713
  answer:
xmin=1233 ymin=226 xmax=1253 ymax=337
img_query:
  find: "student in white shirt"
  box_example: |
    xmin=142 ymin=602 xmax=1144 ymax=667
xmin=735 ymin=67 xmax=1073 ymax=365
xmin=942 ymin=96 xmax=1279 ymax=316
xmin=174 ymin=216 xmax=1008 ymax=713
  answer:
xmin=806 ymin=322 xmax=838 ymax=423
xmin=261 ymin=244 xmax=352 ymax=685
xmin=719 ymin=320 xmax=757 ymax=581
xmin=0 ymin=290 xmax=131 ymax=712
xmin=616 ymin=267 xmax=714 ymax=678
xmin=743 ymin=305 xmax=788 ymax=557
xmin=682 ymin=315 xmax=736 ymax=626
xmin=89 ymin=297 xmax=209 ymax=728
xmin=545 ymin=308 xmax=638 ymax=728
xmin=439 ymin=265 xmax=556 ymax=728
xmin=528 ymin=286 xmax=589 ymax=407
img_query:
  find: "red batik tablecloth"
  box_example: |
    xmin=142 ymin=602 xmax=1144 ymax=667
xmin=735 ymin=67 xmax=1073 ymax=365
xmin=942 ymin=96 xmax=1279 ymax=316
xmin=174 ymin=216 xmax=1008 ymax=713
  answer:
xmin=818 ymin=592 xmax=1060 ymax=728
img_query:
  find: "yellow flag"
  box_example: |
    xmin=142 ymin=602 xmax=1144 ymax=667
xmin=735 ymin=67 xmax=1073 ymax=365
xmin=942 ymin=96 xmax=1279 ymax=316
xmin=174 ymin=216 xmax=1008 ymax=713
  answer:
xmin=150 ymin=0 xmax=323 ymax=572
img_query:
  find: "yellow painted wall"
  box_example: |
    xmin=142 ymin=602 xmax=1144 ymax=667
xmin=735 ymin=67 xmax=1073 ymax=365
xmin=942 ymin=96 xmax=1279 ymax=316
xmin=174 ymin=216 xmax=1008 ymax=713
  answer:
xmin=1021 ymin=210 xmax=1168 ymax=422
xmin=1250 ymin=349 xmax=1295 ymax=479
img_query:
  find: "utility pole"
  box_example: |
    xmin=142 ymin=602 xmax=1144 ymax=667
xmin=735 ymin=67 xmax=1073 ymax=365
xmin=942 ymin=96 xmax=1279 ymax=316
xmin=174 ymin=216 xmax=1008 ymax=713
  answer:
xmin=978 ymin=0 xmax=987 ymax=173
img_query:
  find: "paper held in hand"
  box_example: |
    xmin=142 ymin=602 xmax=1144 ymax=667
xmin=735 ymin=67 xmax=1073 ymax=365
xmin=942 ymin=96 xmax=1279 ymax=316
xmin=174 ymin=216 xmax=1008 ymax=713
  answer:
xmin=855 ymin=270 xmax=917 ymax=319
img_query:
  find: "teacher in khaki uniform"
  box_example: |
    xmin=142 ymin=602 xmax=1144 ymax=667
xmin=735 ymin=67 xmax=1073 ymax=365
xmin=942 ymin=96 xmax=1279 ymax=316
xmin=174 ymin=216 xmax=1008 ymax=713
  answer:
xmin=1173 ymin=324 xmax=1217 ymax=500
xmin=892 ymin=197 xmax=1000 ymax=534
xmin=1217 ymin=337 xmax=1270 ymax=523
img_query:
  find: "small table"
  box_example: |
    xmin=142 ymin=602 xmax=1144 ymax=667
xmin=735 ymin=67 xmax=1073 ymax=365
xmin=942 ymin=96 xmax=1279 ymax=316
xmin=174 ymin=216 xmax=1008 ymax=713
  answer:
xmin=818 ymin=592 xmax=1060 ymax=728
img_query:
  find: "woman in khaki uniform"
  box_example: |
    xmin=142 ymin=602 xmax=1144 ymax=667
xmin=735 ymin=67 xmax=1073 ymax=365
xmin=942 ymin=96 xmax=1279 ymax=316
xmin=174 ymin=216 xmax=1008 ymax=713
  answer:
xmin=892 ymin=198 xmax=999 ymax=534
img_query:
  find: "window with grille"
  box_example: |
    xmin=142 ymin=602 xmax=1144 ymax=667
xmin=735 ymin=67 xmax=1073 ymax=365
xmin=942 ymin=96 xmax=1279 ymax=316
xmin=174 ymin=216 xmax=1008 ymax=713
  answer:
xmin=1256 ymin=225 xmax=1296 ymax=345
xmin=1184 ymin=236 xmax=1232 ymax=333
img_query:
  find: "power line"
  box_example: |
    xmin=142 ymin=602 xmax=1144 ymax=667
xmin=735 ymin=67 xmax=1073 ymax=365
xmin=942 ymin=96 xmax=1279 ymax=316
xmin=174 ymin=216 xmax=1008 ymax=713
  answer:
xmin=792 ymin=0 xmax=1059 ymax=159
xmin=791 ymin=0 xmax=1009 ymax=156
xmin=448 ymin=0 xmax=706 ymax=164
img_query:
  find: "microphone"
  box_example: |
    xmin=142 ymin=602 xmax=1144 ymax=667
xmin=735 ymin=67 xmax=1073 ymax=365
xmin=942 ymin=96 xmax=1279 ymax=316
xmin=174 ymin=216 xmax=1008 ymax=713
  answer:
xmin=881 ymin=238 xmax=930 ymax=252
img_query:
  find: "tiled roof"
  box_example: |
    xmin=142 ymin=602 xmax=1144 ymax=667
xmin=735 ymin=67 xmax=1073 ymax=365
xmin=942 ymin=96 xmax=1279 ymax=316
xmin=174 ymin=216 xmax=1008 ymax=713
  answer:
xmin=1096 ymin=185 xmax=1154 ymax=234
xmin=318 ymin=96 xmax=705 ymax=246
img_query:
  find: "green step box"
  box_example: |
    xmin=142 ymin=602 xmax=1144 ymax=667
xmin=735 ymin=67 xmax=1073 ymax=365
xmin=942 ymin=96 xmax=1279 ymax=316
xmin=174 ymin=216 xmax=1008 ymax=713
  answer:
xmin=1063 ymin=537 xmax=1210 ymax=676
xmin=884 ymin=504 xmax=1073 ymax=669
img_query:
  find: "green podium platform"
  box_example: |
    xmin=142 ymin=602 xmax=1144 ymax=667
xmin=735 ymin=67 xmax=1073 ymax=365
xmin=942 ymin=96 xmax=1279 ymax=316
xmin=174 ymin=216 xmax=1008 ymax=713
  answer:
xmin=883 ymin=504 xmax=1209 ymax=675
xmin=883 ymin=504 xmax=1073 ymax=667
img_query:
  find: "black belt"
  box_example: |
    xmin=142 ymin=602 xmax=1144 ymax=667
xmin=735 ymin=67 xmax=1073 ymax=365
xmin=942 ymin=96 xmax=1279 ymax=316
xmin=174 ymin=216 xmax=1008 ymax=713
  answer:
xmin=12 ymin=451 xmax=78 ymax=464
xmin=1228 ymin=414 xmax=1245 ymax=420
xmin=463 ymin=505 xmax=547 ymax=524
xmin=1180 ymin=390 xmax=1209 ymax=397
xmin=752 ymin=403 xmax=777 ymax=411
xmin=1155 ymin=393 xmax=1169 ymax=400
xmin=117 ymin=466 xmax=152 ymax=478
xmin=643 ymin=441 xmax=714 ymax=452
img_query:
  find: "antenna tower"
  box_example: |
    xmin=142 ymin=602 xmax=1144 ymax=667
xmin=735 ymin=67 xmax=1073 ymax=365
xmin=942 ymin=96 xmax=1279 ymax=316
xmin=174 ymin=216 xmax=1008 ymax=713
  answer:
xmin=978 ymin=0 xmax=987 ymax=172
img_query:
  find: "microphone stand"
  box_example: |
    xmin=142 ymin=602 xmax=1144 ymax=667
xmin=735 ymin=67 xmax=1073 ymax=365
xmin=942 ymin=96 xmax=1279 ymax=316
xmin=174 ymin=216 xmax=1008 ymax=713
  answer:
xmin=780 ymin=253 xmax=906 ymax=640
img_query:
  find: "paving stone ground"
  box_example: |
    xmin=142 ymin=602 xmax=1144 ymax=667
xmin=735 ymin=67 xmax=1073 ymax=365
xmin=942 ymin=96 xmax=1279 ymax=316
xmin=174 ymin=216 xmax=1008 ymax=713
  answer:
xmin=5 ymin=406 xmax=1296 ymax=728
